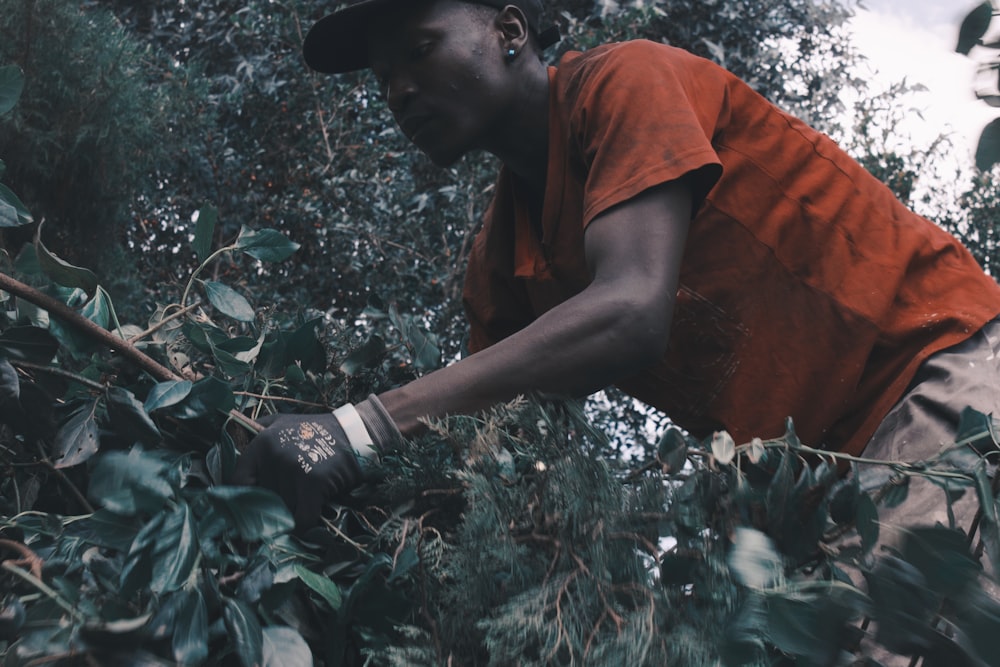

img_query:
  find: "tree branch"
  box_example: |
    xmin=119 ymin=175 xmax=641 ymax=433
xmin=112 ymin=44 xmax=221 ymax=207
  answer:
xmin=0 ymin=272 xmax=180 ymax=382
xmin=0 ymin=272 xmax=263 ymax=434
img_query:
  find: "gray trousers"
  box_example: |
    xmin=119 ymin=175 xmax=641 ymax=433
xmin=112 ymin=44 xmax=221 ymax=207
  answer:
xmin=852 ymin=318 xmax=1000 ymax=663
xmin=860 ymin=318 xmax=1000 ymax=536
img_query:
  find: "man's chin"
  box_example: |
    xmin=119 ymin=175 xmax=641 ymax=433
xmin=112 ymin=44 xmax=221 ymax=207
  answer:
xmin=413 ymin=140 xmax=465 ymax=168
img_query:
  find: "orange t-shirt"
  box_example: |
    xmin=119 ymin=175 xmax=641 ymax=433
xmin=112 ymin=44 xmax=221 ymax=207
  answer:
xmin=462 ymin=40 xmax=1000 ymax=455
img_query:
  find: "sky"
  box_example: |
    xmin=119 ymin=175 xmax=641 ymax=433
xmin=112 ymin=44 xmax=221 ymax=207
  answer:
xmin=847 ymin=0 xmax=996 ymax=167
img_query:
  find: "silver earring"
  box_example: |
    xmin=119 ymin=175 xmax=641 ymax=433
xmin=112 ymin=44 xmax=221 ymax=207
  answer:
xmin=506 ymin=48 xmax=517 ymax=62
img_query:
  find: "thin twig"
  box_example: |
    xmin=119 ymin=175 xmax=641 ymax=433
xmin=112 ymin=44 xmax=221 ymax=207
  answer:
xmin=34 ymin=441 xmax=94 ymax=514
xmin=127 ymin=300 xmax=201 ymax=343
xmin=0 ymin=272 xmax=263 ymax=435
xmin=2 ymin=561 xmax=82 ymax=621
xmin=0 ymin=271 xmax=181 ymax=382
xmin=12 ymin=360 xmax=105 ymax=391
xmin=234 ymin=391 xmax=329 ymax=410
xmin=0 ymin=538 xmax=43 ymax=579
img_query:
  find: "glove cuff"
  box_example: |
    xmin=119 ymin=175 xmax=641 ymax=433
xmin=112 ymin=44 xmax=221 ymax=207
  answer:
xmin=355 ymin=394 xmax=403 ymax=453
xmin=332 ymin=403 xmax=380 ymax=461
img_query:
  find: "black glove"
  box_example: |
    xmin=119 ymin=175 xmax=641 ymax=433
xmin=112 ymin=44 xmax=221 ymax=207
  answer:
xmin=231 ymin=396 xmax=401 ymax=528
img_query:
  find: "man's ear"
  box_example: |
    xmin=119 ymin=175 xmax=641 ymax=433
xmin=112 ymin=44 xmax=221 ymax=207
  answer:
xmin=495 ymin=4 xmax=531 ymax=55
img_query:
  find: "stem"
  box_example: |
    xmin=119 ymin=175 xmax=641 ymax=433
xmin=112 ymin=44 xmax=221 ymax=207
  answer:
xmin=0 ymin=272 xmax=263 ymax=435
xmin=127 ymin=300 xmax=202 ymax=343
xmin=180 ymin=245 xmax=234 ymax=309
xmin=2 ymin=561 xmax=82 ymax=621
xmin=739 ymin=438 xmax=975 ymax=483
xmin=234 ymin=391 xmax=329 ymax=410
xmin=13 ymin=360 xmax=105 ymax=391
xmin=0 ymin=271 xmax=181 ymax=382
xmin=0 ymin=538 xmax=44 ymax=579
xmin=34 ymin=440 xmax=95 ymax=514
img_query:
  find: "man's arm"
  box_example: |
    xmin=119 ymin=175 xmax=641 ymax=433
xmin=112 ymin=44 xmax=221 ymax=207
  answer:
xmin=378 ymin=178 xmax=694 ymax=434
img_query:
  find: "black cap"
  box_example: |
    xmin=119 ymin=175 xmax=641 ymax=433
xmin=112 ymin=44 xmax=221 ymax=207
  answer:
xmin=302 ymin=0 xmax=561 ymax=74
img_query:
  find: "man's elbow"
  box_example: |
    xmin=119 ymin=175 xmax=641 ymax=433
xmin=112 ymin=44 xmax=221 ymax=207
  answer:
xmin=602 ymin=298 xmax=671 ymax=374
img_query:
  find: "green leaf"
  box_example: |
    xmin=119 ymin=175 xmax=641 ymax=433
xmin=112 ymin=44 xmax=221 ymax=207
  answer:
xmin=206 ymin=430 xmax=238 ymax=486
xmin=237 ymin=559 xmax=275 ymax=604
xmin=80 ymin=287 xmax=110 ymax=329
xmin=957 ymin=1 xmax=994 ymax=54
xmin=52 ymin=399 xmax=100 ymax=468
xmin=170 ymin=376 xmax=235 ymax=419
xmin=262 ymin=626 xmax=313 ymax=667
xmin=183 ymin=322 xmax=252 ymax=377
xmin=120 ymin=511 xmax=163 ymax=599
xmin=976 ymin=117 xmax=1000 ymax=173
xmin=144 ymin=380 xmax=193 ymax=412
xmin=194 ymin=205 xmax=218 ymax=262
xmin=881 ymin=476 xmax=911 ymax=509
xmin=728 ymin=527 xmax=782 ymax=589
xmin=389 ymin=304 xmax=440 ymax=371
xmin=173 ymin=588 xmax=209 ymax=665
xmin=864 ymin=555 xmax=937 ymax=654
xmin=234 ymin=226 xmax=299 ymax=262
xmin=974 ymin=463 xmax=1000 ymax=577
xmin=0 ymin=326 xmax=58 ymax=363
xmin=899 ymin=526 xmax=981 ymax=597
xmin=829 ymin=477 xmax=860 ymax=525
xmin=34 ymin=221 xmax=99 ymax=295
xmin=148 ymin=502 xmax=199 ymax=594
xmin=765 ymin=593 xmax=836 ymax=661
xmin=711 ymin=430 xmax=735 ymax=465
xmin=223 ymin=597 xmax=263 ymax=667
xmin=856 ymin=491 xmax=880 ymax=554
xmin=0 ymin=183 xmax=32 ymax=227
xmin=63 ymin=509 xmax=136 ymax=552
xmin=720 ymin=595 xmax=768 ymax=664
xmin=656 ymin=427 xmax=688 ymax=473
xmin=286 ymin=318 xmax=326 ymax=372
xmin=206 ymin=486 xmax=294 ymax=541
xmin=106 ymin=386 xmax=161 ymax=446
xmin=0 ymin=65 xmax=25 ymax=114
xmin=765 ymin=449 xmax=795 ymax=532
xmin=203 ymin=281 xmax=255 ymax=322
xmin=87 ymin=447 xmax=175 ymax=516
xmin=955 ymin=406 xmax=999 ymax=454
xmin=295 ymin=564 xmax=343 ymax=611
xmin=339 ymin=335 xmax=385 ymax=376
xmin=0 ymin=357 xmax=19 ymax=402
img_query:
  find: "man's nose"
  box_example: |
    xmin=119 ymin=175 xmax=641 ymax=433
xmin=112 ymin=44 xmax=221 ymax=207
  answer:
xmin=385 ymin=72 xmax=417 ymax=113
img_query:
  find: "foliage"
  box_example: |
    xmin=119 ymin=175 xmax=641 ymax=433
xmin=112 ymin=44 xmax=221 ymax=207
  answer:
xmin=956 ymin=1 xmax=1000 ymax=171
xmin=0 ymin=0 xmax=209 ymax=291
xmin=2 ymin=1 xmax=1000 ymax=665
xmin=2 ymin=217 xmax=1000 ymax=663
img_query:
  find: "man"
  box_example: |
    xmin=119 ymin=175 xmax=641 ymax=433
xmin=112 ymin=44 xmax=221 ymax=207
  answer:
xmin=234 ymin=0 xmax=1000 ymax=532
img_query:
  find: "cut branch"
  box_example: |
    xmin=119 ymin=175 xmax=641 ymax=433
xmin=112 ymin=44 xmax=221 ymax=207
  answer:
xmin=0 ymin=272 xmax=263 ymax=434
xmin=0 ymin=271 xmax=180 ymax=382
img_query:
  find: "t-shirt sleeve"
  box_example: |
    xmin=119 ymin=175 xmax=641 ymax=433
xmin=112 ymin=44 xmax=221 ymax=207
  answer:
xmin=563 ymin=42 xmax=726 ymax=226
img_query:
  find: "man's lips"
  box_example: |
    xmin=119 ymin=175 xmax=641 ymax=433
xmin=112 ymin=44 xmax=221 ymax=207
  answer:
xmin=400 ymin=115 xmax=433 ymax=141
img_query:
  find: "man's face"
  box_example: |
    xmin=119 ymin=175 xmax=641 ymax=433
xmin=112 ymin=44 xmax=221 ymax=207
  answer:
xmin=367 ymin=0 xmax=513 ymax=166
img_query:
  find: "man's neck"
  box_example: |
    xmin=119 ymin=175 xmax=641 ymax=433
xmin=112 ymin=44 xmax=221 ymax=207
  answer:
xmin=486 ymin=60 xmax=550 ymax=196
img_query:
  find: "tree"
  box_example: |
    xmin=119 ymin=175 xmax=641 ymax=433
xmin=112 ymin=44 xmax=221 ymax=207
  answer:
xmin=0 ymin=0 xmax=210 ymax=310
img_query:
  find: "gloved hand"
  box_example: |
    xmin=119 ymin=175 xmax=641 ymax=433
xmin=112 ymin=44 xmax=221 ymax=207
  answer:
xmin=231 ymin=395 xmax=400 ymax=528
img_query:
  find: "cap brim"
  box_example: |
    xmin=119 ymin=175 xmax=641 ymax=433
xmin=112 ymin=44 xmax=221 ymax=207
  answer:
xmin=303 ymin=0 xmax=396 ymax=74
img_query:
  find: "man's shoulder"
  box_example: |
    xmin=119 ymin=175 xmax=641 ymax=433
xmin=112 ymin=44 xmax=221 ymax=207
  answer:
xmin=557 ymin=39 xmax=701 ymax=72
xmin=554 ymin=39 xmax=721 ymax=98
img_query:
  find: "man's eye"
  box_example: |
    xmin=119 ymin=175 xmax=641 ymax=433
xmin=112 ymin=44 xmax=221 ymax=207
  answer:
xmin=410 ymin=42 xmax=433 ymax=60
